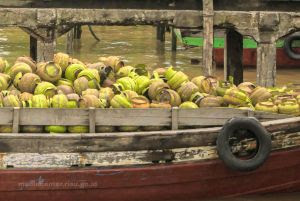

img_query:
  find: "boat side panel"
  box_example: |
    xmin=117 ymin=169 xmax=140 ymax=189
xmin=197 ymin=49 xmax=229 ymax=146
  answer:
xmin=214 ymin=48 xmax=300 ymax=68
xmin=0 ymin=148 xmax=300 ymax=201
xmin=0 ymin=131 xmax=299 ymax=168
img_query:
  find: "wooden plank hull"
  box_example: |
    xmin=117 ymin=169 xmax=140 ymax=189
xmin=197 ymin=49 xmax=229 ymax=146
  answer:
xmin=214 ymin=48 xmax=300 ymax=68
xmin=1 ymin=147 xmax=300 ymax=201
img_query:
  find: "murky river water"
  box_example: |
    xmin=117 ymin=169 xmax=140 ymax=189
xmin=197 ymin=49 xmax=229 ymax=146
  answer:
xmin=1 ymin=26 xmax=300 ymax=86
xmin=0 ymin=26 xmax=299 ymax=200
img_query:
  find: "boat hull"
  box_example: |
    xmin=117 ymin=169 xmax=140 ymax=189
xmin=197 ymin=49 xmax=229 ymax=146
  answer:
xmin=214 ymin=48 xmax=300 ymax=68
xmin=1 ymin=147 xmax=300 ymax=201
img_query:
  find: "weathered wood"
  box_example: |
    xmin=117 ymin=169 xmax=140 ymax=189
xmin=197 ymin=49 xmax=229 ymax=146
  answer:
xmin=156 ymin=24 xmax=166 ymax=42
xmin=0 ymin=134 xmax=82 ymax=153
xmin=0 ymin=8 xmax=293 ymax=37
xmin=254 ymin=111 xmax=291 ymax=121
xmin=171 ymin=107 xmax=179 ymax=130
xmin=0 ymin=8 xmax=36 ymax=27
xmin=0 ymin=108 xmax=13 ymax=125
xmin=171 ymin=27 xmax=177 ymax=51
xmin=95 ymin=109 xmax=171 ymax=126
xmin=1 ymin=132 xmax=300 ymax=168
xmin=178 ymin=108 xmax=248 ymax=126
xmin=22 ymin=26 xmax=67 ymax=43
xmin=12 ymin=108 xmax=292 ymax=128
xmin=247 ymin=110 xmax=255 ymax=117
xmin=0 ymin=146 xmax=217 ymax=168
xmin=224 ymin=30 xmax=228 ymax=80
xmin=0 ymin=0 xmax=202 ymax=10
xmin=66 ymin=28 xmax=74 ymax=54
xmin=36 ymin=39 xmax=56 ymax=62
xmin=202 ymin=0 xmax=214 ymax=76
xmin=226 ymin=29 xmax=243 ymax=85
xmin=0 ymin=8 xmax=178 ymax=27
xmin=179 ymin=108 xmax=284 ymax=126
xmin=1 ymin=0 xmax=300 ymax=12
xmin=12 ymin=108 xmax=20 ymax=133
xmin=0 ymin=8 xmax=296 ymax=46
xmin=232 ymin=133 xmax=300 ymax=153
xmin=78 ymin=128 xmax=218 ymax=153
xmin=89 ymin=108 xmax=96 ymax=133
xmin=173 ymin=11 xmax=298 ymax=46
xmin=19 ymin=108 xmax=89 ymax=126
xmin=74 ymin=25 xmax=82 ymax=39
xmin=0 ymin=116 xmax=299 ymax=154
xmin=261 ymin=117 xmax=300 ymax=133
xmin=256 ymin=42 xmax=277 ymax=87
xmin=0 ymin=128 xmax=219 ymax=153
xmin=29 ymin=36 xmax=37 ymax=61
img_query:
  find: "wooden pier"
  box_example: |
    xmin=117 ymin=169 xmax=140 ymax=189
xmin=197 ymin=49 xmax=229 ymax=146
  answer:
xmin=0 ymin=0 xmax=300 ymax=86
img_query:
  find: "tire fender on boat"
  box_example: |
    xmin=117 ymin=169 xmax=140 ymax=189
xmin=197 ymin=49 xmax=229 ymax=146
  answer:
xmin=284 ymin=33 xmax=300 ymax=60
xmin=216 ymin=117 xmax=272 ymax=172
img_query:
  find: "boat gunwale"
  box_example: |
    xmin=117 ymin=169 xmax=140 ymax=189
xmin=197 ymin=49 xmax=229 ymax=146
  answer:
xmin=0 ymin=116 xmax=298 ymax=139
xmin=0 ymin=107 xmax=291 ymax=127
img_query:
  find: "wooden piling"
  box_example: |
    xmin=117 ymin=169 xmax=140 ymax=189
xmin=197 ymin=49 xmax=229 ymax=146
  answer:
xmin=30 ymin=36 xmax=55 ymax=62
xmin=171 ymin=27 xmax=177 ymax=51
xmin=29 ymin=36 xmax=37 ymax=61
xmin=36 ymin=40 xmax=56 ymax=62
xmin=202 ymin=0 xmax=214 ymax=76
xmin=156 ymin=24 xmax=166 ymax=42
xmin=74 ymin=25 xmax=82 ymax=39
xmin=223 ymin=31 xmax=228 ymax=80
xmin=66 ymin=28 xmax=75 ymax=54
xmin=226 ymin=29 xmax=243 ymax=85
xmin=257 ymin=42 xmax=276 ymax=87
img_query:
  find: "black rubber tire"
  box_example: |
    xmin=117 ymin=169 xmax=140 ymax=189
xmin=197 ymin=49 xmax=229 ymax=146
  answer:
xmin=216 ymin=117 xmax=272 ymax=172
xmin=284 ymin=33 xmax=300 ymax=60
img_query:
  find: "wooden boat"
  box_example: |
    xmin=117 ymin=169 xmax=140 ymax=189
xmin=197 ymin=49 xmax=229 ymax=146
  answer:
xmin=213 ymin=48 xmax=300 ymax=68
xmin=0 ymin=107 xmax=300 ymax=201
xmin=175 ymin=29 xmax=300 ymax=68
